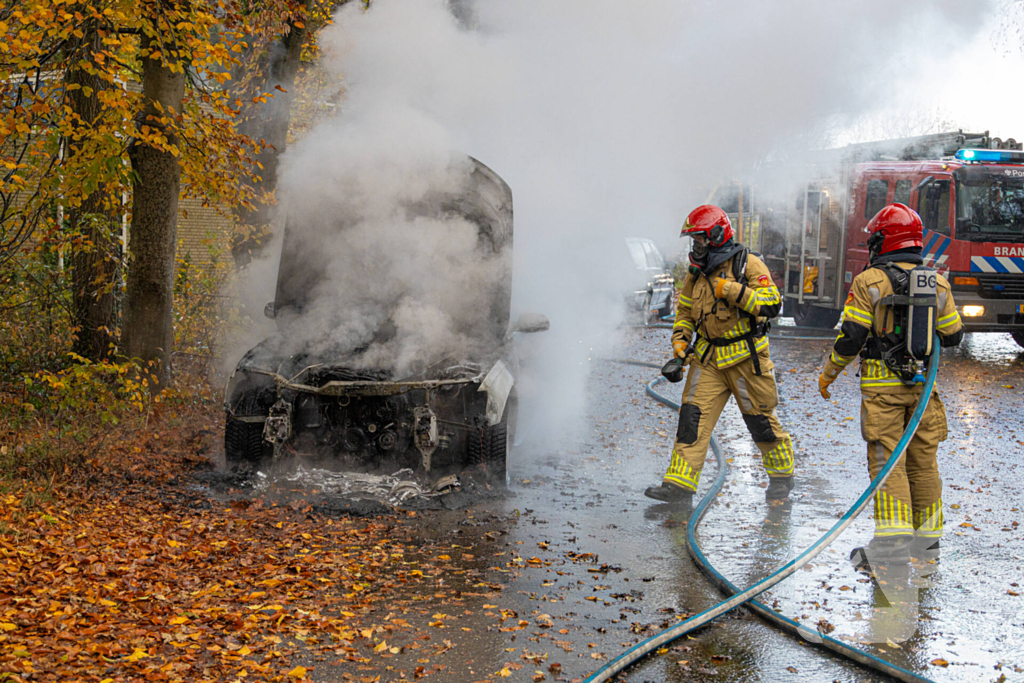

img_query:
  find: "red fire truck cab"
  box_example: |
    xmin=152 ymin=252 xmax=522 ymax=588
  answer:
xmin=719 ymin=131 xmax=1024 ymax=348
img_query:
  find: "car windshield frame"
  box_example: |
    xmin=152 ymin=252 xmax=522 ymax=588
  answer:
xmin=956 ymin=166 xmax=1024 ymax=243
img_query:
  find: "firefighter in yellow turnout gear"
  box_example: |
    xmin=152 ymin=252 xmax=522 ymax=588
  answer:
xmin=818 ymin=204 xmax=963 ymax=565
xmin=645 ymin=205 xmax=795 ymax=505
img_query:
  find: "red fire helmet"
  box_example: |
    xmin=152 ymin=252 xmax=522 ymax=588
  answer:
xmin=681 ymin=205 xmax=734 ymax=247
xmin=865 ymin=203 xmax=924 ymax=254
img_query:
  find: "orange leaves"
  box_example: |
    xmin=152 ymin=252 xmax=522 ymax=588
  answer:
xmin=0 ymin=473 xmax=405 ymax=682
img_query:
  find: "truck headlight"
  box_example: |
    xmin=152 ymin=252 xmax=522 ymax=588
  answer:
xmin=961 ymin=305 xmax=985 ymax=317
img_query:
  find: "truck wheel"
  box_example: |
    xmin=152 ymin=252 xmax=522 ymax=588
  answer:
xmin=790 ymin=300 xmax=842 ymax=329
xmin=1012 ymin=331 xmax=1024 ymax=349
xmin=225 ymin=416 xmax=272 ymax=466
xmin=468 ymin=396 xmax=517 ymax=486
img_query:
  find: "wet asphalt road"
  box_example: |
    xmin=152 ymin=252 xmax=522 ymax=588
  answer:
xmin=262 ymin=325 xmax=1024 ymax=683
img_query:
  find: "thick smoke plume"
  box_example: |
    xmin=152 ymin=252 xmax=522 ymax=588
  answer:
xmin=233 ymin=0 xmax=996 ymax=441
xmin=273 ymin=139 xmax=509 ymax=378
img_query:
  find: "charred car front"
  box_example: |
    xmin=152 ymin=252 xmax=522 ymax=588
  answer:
xmin=224 ymin=157 xmax=548 ymax=482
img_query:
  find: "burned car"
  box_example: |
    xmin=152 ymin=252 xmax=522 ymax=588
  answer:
xmin=224 ymin=157 xmax=548 ymax=483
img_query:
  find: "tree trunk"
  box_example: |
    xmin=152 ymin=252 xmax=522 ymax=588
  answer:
xmin=231 ymin=7 xmax=309 ymax=267
xmin=67 ymin=24 xmax=118 ymax=360
xmin=123 ymin=29 xmax=186 ymax=381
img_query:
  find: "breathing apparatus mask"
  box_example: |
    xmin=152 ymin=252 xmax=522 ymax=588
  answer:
xmin=689 ymin=238 xmax=742 ymax=276
xmin=690 ymin=238 xmax=709 ymax=263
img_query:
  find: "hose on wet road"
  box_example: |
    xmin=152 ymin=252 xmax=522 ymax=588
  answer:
xmin=639 ymin=321 xmax=839 ymax=341
xmin=588 ymin=340 xmax=941 ymax=683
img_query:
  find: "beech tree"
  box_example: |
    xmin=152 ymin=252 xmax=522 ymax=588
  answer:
xmin=0 ymin=0 xmax=305 ymax=375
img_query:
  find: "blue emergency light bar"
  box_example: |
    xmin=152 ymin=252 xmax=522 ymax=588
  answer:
xmin=955 ymin=148 xmax=1024 ymax=163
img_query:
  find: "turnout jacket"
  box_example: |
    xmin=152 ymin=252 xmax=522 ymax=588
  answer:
xmin=822 ymin=262 xmax=964 ymax=393
xmin=671 ymin=252 xmax=782 ymax=369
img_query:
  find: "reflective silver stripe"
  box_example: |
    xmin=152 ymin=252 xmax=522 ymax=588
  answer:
xmin=868 ymin=286 xmax=881 ymax=306
xmin=686 ymin=365 xmax=703 ymax=402
xmin=734 ymin=376 xmax=753 ymax=412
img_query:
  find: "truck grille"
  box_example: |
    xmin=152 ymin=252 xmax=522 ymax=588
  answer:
xmin=972 ymin=273 xmax=1024 ymax=299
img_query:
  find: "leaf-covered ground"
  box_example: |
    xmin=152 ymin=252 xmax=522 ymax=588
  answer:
xmin=0 ymin=413 xmax=435 ymax=683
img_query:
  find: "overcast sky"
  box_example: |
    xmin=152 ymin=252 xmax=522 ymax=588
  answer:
xmin=843 ymin=7 xmax=1024 ymax=144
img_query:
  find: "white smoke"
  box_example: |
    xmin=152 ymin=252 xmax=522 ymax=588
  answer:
xmin=234 ymin=0 xmax=997 ymax=440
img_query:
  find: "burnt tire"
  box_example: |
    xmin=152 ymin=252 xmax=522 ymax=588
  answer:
xmin=1013 ymin=331 xmax=1024 ymax=349
xmin=225 ymin=416 xmax=272 ymax=466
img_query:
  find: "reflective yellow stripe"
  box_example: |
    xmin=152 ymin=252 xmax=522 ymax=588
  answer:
xmin=754 ymin=286 xmax=781 ymax=304
xmin=936 ymin=312 xmax=961 ymax=330
xmin=913 ymin=499 xmax=944 ymax=538
xmin=678 ymin=294 xmax=693 ymax=307
xmin=674 ymin=319 xmax=695 ymax=332
xmin=714 ymin=335 xmax=769 ymax=368
xmin=830 ymin=350 xmax=854 ymax=368
xmin=665 ymin=447 xmax=700 ymax=492
xmin=859 ymin=358 xmax=905 ymax=388
xmin=860 ymin=359 xmax=893 ymax=379
xmin=740 ymin=294 xmax=759 ymax=314
xmin=721 ymin=318 xmax=752 ymax=339
xmin=694 ymin=337 xmax=711 ymax=359
xmin=874 ymin=490 xmax=913 ymax=535
xmin=762 ymin=438 xmax=794 ymax=475
xmin=843 ymin=305 xmax=873 ymax=325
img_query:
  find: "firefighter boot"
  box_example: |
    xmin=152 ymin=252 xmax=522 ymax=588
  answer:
xmin=850 ymin=536 xmax=912 ymax=570
xmin=644 ymin=483 xmax=694 ymax=506
xmin=765 ymin=476 xmax=794 ymax=500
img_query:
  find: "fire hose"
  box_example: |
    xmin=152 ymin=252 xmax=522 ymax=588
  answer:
xmin=643 ymin=319 xmax=841 ymax=341
xmin=587 ymin=337 xmax=941 ymax=683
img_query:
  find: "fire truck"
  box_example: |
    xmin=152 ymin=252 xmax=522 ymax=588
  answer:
xmin=713 ymin=131 xmax=1024 ymax=348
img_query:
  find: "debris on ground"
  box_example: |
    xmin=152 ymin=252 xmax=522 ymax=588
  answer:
xmin=267 ymin=466 xmax=460 ymax=506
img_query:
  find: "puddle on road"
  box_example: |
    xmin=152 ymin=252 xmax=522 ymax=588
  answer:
xmin=952 ymin=332 xmax=1024 ymax=365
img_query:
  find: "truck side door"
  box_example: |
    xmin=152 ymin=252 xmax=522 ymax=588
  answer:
xmin=844 ymin=172 xmax=892 ymax=284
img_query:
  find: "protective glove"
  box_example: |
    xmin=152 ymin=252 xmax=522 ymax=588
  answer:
xmin=818 ymin=370 xmax=836 ymax=399
xmin=672 ymin=339 xmax=689 ymax=359
xmin=713 ymin=277 xmax=728 ymax=299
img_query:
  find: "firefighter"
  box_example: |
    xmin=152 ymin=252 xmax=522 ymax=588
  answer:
xmin=645 ymin=205 xmax=795 ymax=505
xmin=817 ymin=203 xmax=963 ymax=565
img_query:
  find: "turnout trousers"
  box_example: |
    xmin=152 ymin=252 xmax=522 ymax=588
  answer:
xmin=664 ymin=354 xmax=795 ymax=492
xmin=860 ymin=387 xmax=947 ymax=541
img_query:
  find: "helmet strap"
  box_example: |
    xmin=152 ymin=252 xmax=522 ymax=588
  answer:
xmin=867 ymin=231 xmax=885 ymax=262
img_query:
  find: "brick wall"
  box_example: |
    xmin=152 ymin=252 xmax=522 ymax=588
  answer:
xmin=176 ymin=199 xmax=233 ymax=264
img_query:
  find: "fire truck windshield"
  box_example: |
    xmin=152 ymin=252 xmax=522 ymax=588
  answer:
xmin=956 ymin=172 xmax=1024 ymax=242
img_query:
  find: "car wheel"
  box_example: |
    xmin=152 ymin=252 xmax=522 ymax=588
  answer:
xmin=468 ymin=396 xmax=516 ymax=486
xmin=225 ymin=416 xmax=272 ymax=466
xmin=1012 ymin=331 xmax=1024 ymax=349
